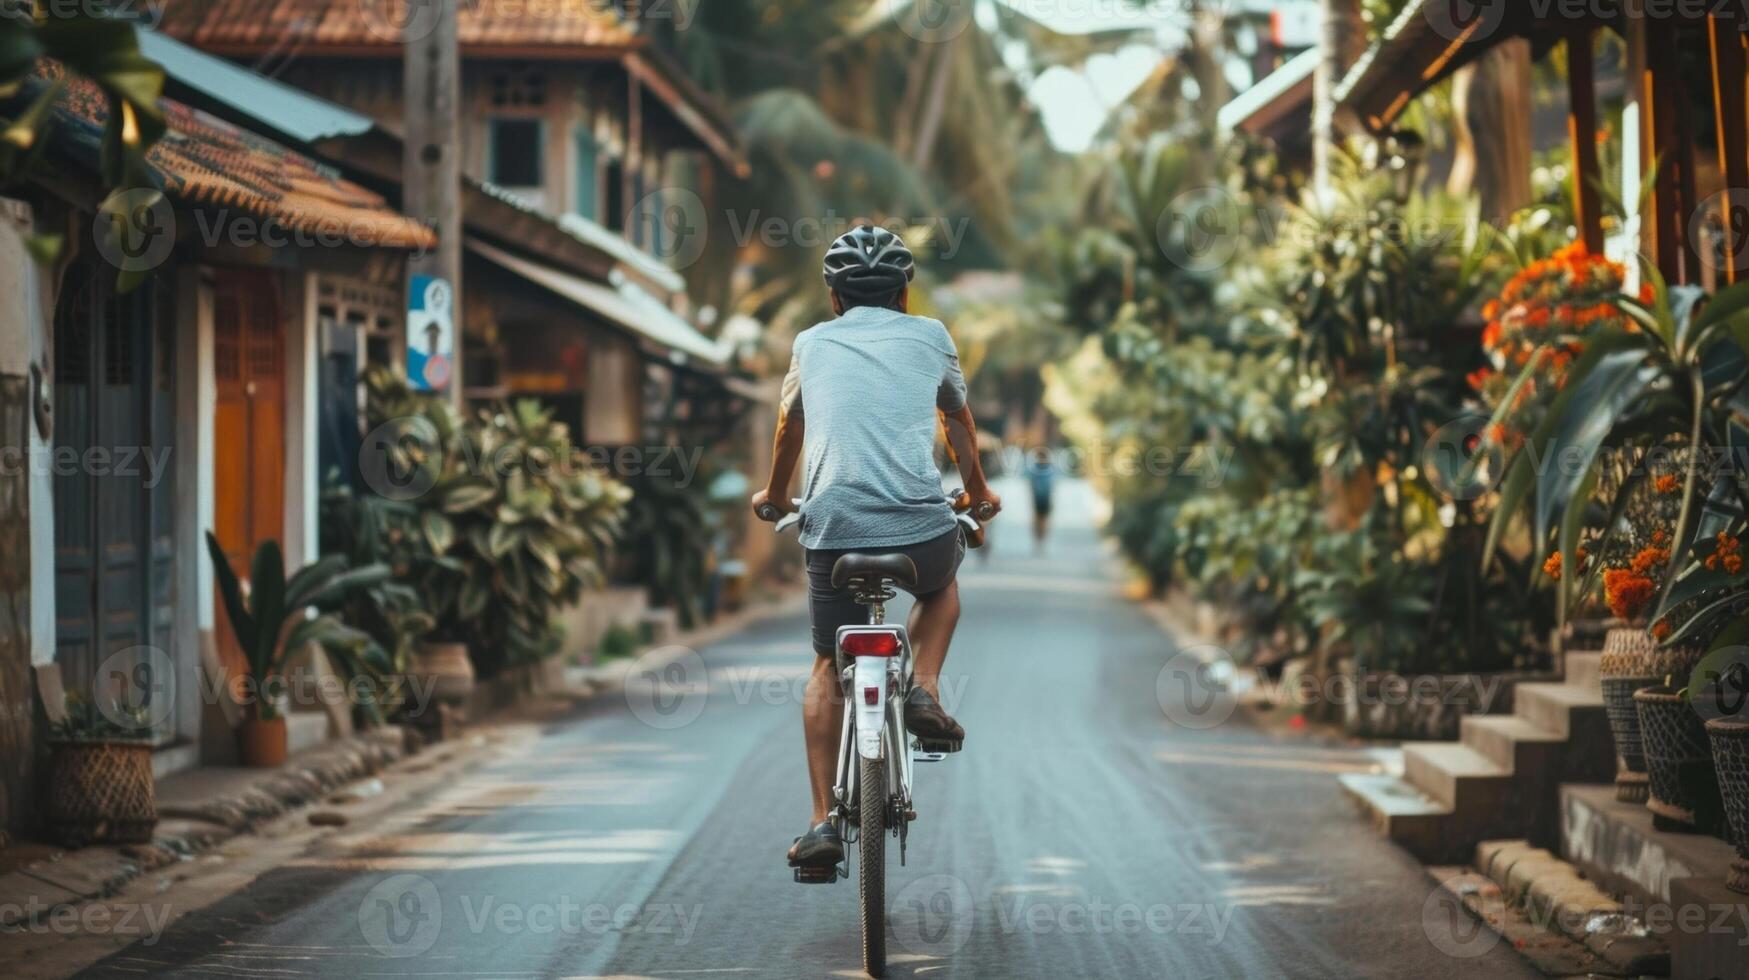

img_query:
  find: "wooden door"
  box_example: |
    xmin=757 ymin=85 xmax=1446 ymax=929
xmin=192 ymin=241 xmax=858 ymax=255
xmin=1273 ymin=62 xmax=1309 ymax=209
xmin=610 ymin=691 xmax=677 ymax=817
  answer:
xmin=211 ymin=270 xmax=284 ymax=685
xmin=52 ymin=261 xmax=177 ymax=742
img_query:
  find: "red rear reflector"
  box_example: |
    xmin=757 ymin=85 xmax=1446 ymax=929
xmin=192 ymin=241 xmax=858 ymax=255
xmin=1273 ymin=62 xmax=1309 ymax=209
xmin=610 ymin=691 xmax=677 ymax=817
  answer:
xmin=841 ymin=631 xmax=900 ymax=656
xmin=863 ymin=686 xmax=880 ymax=705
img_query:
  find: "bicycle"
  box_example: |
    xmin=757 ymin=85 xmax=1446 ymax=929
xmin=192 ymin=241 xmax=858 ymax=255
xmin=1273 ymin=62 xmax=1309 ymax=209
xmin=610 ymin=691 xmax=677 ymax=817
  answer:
xmin=756 ymin=491 xmax=992 ymax=978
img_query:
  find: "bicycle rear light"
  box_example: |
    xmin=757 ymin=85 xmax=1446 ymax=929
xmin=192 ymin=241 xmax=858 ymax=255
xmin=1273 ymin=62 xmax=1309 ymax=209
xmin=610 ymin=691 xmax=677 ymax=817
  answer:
xmin=841 ymin=629 xmax=901 ymax=657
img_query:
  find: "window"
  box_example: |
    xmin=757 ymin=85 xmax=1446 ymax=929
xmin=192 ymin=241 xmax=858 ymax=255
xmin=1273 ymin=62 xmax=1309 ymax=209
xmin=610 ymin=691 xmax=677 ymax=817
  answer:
xmin=487 ymin=118 xmax=544 ymax=200
xmin=603 ymin=157 xmax=624 ymax=232
xmin=573 ymin=126 xmax=598 ymax=220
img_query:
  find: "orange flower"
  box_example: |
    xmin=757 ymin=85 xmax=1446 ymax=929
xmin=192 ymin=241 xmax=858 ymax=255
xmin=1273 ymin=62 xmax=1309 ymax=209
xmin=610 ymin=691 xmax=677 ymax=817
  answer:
xmin=1630 ymin=545 xmax=1670 ymax=575
xmin=1543 ymin=547 xmax=1589 ymax=581
xmin=1705 ymin=533 xmax=1743 ymax=574
xmin=1651 ymin=619 xmax=1672 ymax=641
xmin=1603 ymin=568 xmax=1657 ymax=620
xmin=1654 ymin=473 xmax=1680 ymax=494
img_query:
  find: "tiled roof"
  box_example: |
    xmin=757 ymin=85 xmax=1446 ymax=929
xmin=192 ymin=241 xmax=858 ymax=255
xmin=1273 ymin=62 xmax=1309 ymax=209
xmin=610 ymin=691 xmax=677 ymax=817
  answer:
xmin=156 ymin=0 xmax=636 ymax=51
xmin=48 ymin=65 xmax=434 ymax=251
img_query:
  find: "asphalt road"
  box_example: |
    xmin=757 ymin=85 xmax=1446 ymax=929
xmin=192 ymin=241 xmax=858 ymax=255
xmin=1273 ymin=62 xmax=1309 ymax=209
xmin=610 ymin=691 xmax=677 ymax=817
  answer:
xmin=72 ymin=480 xmax=1539 ymax=979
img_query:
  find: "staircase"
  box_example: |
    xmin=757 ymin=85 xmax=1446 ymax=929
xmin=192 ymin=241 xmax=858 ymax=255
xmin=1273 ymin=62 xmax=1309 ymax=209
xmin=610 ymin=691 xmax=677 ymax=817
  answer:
xmin=1339 ymin=651 xmax=1615 ymax=863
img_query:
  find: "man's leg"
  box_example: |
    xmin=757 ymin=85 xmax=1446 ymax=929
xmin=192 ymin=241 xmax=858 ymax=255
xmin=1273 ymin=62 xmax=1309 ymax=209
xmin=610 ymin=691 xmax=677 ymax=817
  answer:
xmin=907 ymin=579 xmax=960 ymax=699
xmin=802 ymin=656 xmax=843 ymax=823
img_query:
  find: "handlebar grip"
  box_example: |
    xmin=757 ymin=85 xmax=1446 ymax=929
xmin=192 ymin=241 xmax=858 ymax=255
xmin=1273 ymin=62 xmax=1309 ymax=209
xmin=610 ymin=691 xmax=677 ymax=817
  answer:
xmin=974 ymin=501 xmax=997 ymax=521
xmin=755 ymin=503 xmax=782 ymax=523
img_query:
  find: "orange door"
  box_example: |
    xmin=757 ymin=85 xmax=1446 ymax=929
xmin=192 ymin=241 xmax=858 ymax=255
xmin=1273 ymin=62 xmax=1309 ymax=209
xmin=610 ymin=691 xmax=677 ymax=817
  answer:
xmin=212 ymin=270 xmax=285 ymax=686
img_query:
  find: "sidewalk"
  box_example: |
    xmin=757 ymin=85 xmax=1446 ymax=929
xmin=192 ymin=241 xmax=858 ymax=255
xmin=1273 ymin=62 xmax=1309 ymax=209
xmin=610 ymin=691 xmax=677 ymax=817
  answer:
xmin=0 ymin=588 xmax=805 ymax=938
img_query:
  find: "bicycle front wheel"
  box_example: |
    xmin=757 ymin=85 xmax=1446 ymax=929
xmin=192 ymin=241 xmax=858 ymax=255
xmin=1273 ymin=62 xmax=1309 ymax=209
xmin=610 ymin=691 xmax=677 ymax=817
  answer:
xmin=858 ymin=755 xmax=886 ymax=977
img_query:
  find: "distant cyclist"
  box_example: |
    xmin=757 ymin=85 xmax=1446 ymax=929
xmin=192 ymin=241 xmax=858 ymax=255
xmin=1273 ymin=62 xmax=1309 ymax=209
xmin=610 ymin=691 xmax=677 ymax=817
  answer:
xmin=750 ymin=224 xmax=1000 ymax=872
xmin=1028 ymin=450 xmax=1055 ymax=554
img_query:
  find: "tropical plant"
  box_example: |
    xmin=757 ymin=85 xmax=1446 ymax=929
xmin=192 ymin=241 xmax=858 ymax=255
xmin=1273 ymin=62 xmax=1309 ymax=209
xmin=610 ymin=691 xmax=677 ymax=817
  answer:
xmin=618 ymin=469 xmax=715 ymax=630
xmin=204 ymin=532 xmax=391 ymax=721
xmin=361 ymin=367 xmax=631 ymax=674
xmin=1484 ymin=272 xmax=1749 ymax=629
xmin=47 ymin=691 xmax=152 ymax=744
xmin=319 ymin=479 xmax=441 ymax=718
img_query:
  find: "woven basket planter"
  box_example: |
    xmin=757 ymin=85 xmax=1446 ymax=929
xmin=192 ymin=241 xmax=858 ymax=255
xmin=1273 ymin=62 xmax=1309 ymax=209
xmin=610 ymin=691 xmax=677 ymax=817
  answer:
xmin=1635 ymin=685 xmax=1724 ymax=834
xmin=1708 ymin=719 xmax=1749 ymax=894
xmin=1600 ymin=629 xmax=1701 ymax=803
xmin=45 ymin=740 xmax=157 ymax=847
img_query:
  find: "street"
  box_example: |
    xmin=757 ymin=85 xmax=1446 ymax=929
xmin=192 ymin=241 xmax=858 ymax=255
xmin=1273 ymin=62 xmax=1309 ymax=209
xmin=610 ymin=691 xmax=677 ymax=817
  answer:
xmin=65 ymin=482 xmax=1538 ymax=979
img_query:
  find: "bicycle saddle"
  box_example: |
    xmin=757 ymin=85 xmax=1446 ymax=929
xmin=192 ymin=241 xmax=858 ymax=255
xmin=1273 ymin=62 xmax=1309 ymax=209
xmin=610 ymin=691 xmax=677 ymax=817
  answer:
xmin=831 ymin=553 xmax=918 ymax=590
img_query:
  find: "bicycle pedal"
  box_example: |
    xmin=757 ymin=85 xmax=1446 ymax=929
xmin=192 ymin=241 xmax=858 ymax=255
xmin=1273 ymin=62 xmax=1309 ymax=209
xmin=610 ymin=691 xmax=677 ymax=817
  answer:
xmin=792 ymin=864 xmax=844 ymax=884
xmin=911 ymin=737 xmax=962 ymax=756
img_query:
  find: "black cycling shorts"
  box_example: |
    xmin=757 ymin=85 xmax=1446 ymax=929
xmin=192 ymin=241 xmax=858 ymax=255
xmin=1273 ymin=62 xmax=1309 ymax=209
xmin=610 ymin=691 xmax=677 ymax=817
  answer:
xmin=803 ymin=527 xmax=965 ymax=657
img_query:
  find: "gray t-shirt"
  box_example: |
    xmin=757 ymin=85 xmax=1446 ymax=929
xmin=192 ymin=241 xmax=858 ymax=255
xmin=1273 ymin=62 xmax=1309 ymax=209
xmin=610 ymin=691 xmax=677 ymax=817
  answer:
xmin=780 ymin=305 xmax=967 ymax=550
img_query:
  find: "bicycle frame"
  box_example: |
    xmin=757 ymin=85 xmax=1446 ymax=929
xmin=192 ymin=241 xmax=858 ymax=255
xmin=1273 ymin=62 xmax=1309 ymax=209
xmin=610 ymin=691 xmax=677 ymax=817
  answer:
xmin=830 ymin=607 xmax=914 ymax=858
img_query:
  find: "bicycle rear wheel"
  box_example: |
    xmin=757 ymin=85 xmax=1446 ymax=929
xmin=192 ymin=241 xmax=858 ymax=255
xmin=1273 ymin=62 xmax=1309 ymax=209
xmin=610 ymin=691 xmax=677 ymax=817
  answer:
xmin=858 ymin=755 xmax=886 ymax=977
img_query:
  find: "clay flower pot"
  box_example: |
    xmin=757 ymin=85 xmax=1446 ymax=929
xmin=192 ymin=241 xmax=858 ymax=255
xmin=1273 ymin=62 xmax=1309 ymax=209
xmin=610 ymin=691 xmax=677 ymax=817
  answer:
xmin=1708 ymin=718 xmax=1749 ymax=894
xmin=1635 ymin=685 xmax=1723 ymax=833
xmin=1601 ymin=629 xmax=1702 ymax=803
xmin=238 ymin=716 xmax=288 ymax=768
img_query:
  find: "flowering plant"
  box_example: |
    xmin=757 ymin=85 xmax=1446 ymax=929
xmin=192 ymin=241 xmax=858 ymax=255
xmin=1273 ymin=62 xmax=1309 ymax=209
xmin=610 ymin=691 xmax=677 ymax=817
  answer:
xmin=1471 ymin=242 xmax=1646 ymax=447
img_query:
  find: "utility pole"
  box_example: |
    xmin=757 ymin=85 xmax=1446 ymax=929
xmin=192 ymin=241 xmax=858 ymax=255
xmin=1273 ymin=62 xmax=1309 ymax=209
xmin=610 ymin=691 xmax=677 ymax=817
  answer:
xmin=1312 ymin=0 xmax=1365 ymax=202
xmin=403 ymin=0 xmax=463 ymax=406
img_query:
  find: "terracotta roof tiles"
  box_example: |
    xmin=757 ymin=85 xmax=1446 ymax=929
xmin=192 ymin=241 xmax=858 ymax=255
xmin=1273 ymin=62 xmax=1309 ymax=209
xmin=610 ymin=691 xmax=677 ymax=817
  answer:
xmin=157 ymin=0 xmax=637 ymax=51
xmin=49 ymin=65 xmax=435 ymax=251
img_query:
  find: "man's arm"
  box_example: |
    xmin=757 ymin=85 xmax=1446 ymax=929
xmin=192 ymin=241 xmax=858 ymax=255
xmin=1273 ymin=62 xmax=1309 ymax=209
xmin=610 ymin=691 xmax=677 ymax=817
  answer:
xmin=942 ymin=405 xmax=1000 ymax=517
xmin=752 ymin=347 xmax=805 ymax=518
xmin=751 ymin=405 xmax=804 ymax=517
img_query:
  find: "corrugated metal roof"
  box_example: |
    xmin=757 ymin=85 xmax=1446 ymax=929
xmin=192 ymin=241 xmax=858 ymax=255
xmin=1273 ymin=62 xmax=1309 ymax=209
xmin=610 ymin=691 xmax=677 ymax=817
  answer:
xmin=138 ymin=29 xmax=376 ymax=143
xmin=469 ymin=237 xmax=725 ymax=366
xmin=1218 ymin=47 xmax=1318 ymax=135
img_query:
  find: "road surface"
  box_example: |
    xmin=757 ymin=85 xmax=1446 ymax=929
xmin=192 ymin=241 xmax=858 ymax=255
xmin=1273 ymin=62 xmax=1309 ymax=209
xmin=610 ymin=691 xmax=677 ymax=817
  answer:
xmin=69 ymin=480 xmax=1536 ymax=979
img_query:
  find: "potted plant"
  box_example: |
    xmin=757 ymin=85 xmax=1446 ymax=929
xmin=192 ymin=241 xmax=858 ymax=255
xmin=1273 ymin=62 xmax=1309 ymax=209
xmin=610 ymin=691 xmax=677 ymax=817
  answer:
xmin=1686 ymin=620 xmax=1749 ymax=891
xmin=1485 ymin=268 xmax=1749 ymax=814
xmin=205 ymin=532 xmax=390 ymax=766
xmin=44 ymin=694 xmax=157 ymax=847
xmin=1634 ymin=682 xmax=1725 ymax=833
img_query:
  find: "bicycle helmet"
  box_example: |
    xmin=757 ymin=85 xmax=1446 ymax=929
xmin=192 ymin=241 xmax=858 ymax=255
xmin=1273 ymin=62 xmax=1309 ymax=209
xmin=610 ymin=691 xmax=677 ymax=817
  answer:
xmin=822 ymin=224 xmax=915 ymax=300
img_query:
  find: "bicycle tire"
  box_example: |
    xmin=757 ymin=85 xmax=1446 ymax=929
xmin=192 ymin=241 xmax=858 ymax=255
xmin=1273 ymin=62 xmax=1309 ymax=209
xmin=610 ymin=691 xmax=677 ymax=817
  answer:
xmin=859 ymin=754 xmax=886 ymax=977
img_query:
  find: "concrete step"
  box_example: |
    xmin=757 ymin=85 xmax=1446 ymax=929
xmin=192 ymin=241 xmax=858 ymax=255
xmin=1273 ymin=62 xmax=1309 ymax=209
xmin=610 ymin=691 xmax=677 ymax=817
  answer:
xmin=1514 ymin=681 xmax=1603 ymax=738
xmin=1338 ymin=772 xmax=1456 ymax=863
xmin=1461 ymin=714 xmax=1564 ymax=772
xmin=1564 ymin=650 xmax=1602 ymax=692
xmin=1403 ymin=741 xmax=1512 ymax=809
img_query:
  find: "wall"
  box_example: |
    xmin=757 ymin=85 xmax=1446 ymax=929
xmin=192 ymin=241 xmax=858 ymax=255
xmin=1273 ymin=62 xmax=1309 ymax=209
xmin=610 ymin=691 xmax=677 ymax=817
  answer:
xmin=0 ymin=197 xmax=44 ymax=837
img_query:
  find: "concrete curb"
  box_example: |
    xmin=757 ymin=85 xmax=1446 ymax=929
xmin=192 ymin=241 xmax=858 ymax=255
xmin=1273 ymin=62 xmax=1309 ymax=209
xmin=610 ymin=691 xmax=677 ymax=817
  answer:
xmin=564 ymin=590 xmax=808 ymax=695
xmin=1476 ymin=839 xmax=1669 ymax=976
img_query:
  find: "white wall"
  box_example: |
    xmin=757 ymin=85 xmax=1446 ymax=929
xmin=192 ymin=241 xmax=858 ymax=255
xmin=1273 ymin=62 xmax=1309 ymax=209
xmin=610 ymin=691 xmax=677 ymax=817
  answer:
xmin=0 ymin=198 xmax=56 ymax=667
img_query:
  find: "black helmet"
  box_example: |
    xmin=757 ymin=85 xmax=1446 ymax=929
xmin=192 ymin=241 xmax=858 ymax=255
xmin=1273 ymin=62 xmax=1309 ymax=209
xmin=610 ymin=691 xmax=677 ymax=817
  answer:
xmin=822 ymin=224 xmax=915 ymax=299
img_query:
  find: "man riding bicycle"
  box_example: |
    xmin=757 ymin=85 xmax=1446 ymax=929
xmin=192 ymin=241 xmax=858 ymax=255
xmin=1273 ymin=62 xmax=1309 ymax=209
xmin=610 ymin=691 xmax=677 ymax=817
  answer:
xmin=750 ymin=224 xmax=1001 ymax=873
